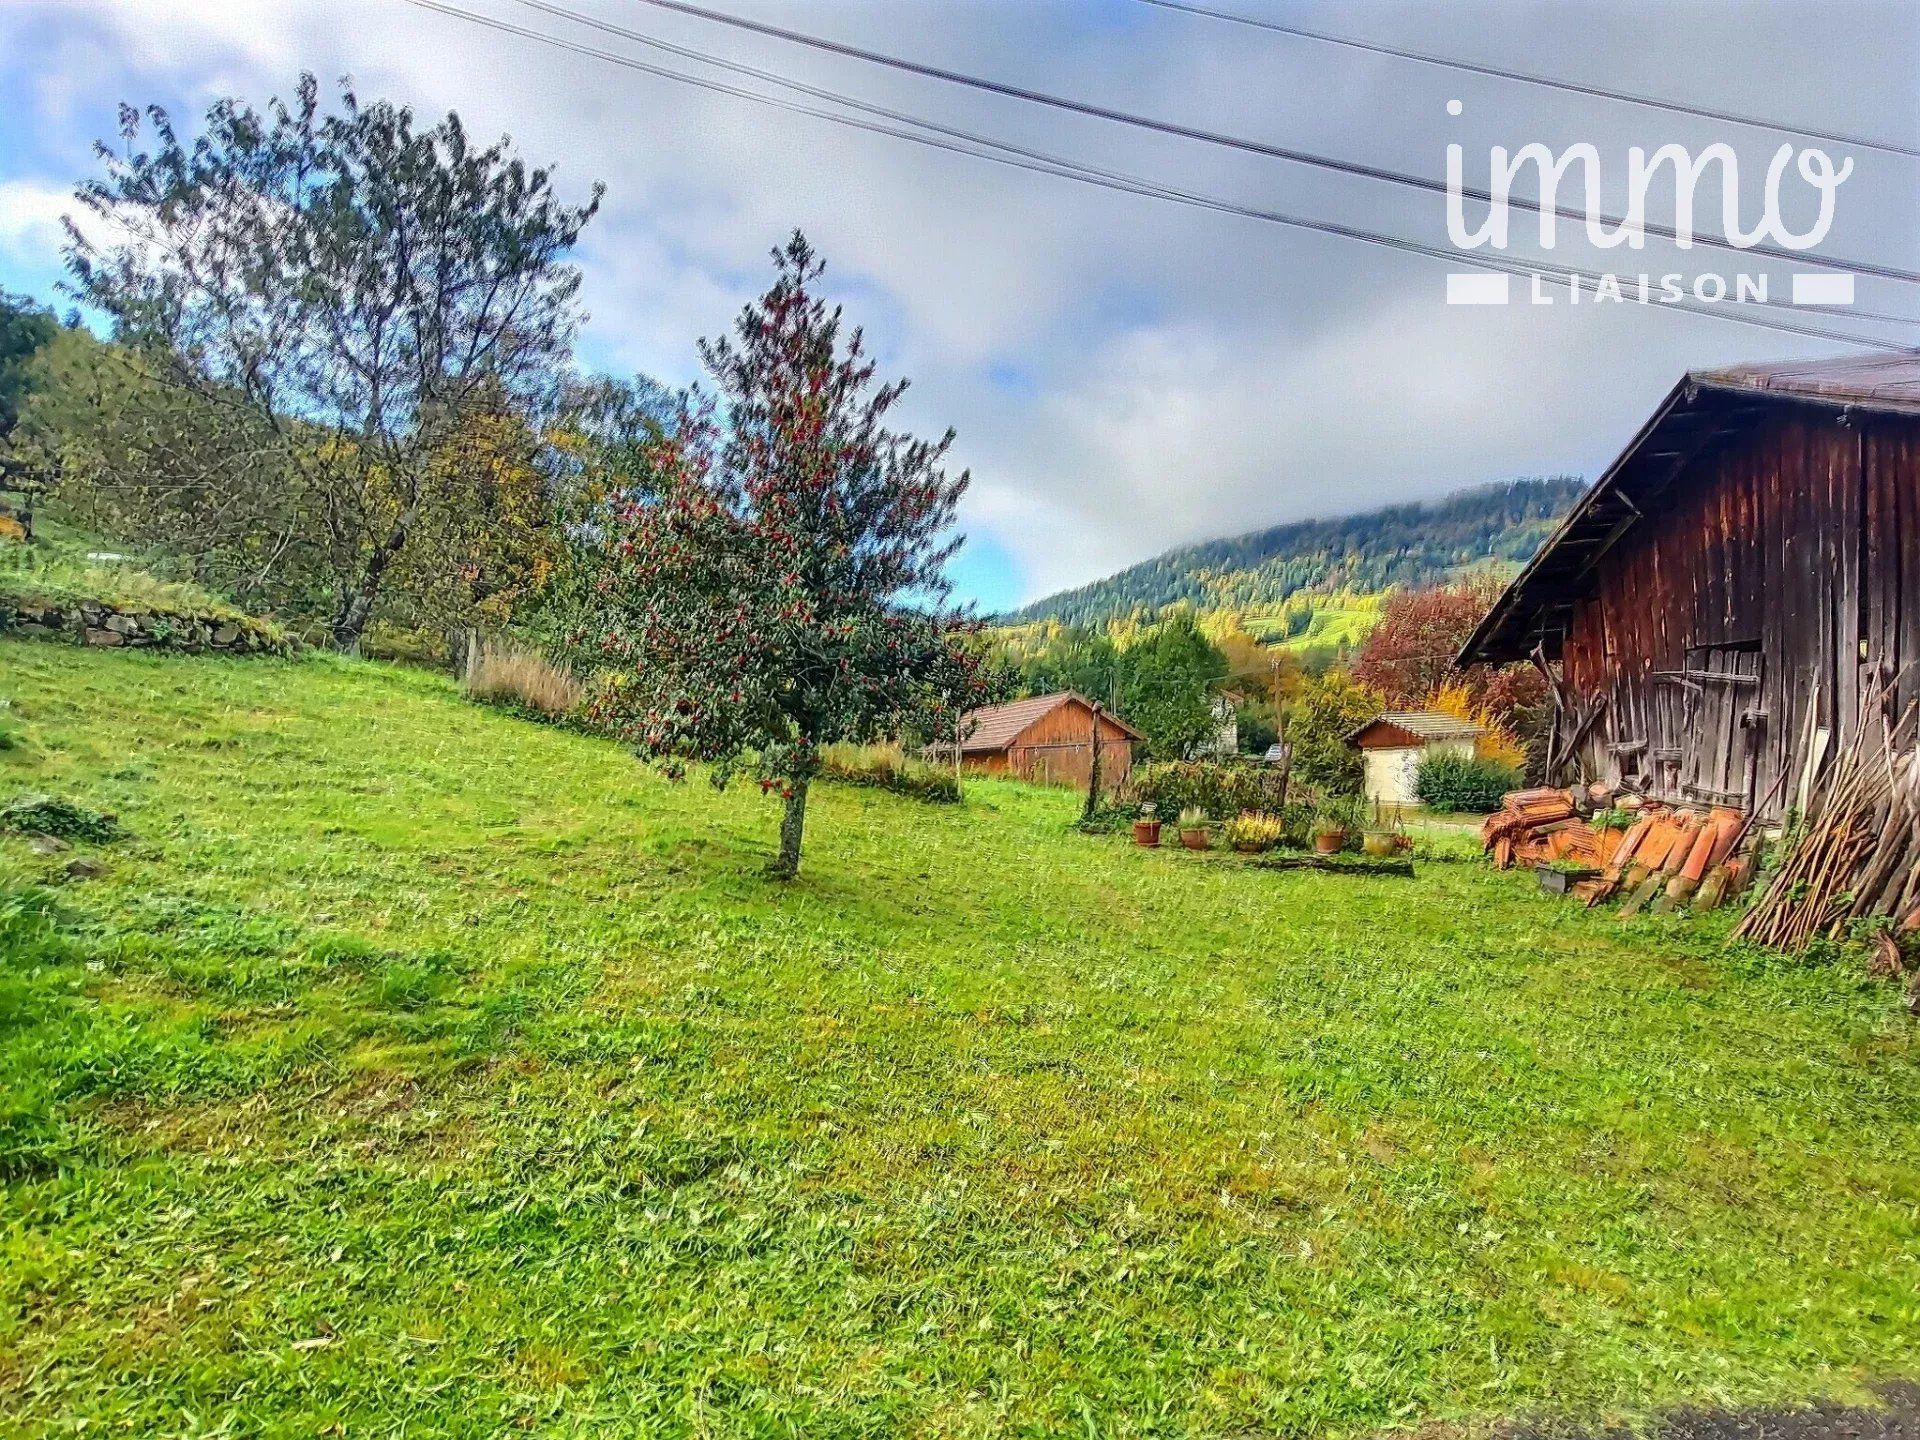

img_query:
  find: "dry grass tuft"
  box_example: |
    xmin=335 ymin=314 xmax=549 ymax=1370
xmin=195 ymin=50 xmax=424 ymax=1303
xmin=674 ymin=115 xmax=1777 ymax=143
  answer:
xmin=818 ymin=739 xmax=960 ymax=803
xmin=462 ymin=637 xmax=583 ymax=718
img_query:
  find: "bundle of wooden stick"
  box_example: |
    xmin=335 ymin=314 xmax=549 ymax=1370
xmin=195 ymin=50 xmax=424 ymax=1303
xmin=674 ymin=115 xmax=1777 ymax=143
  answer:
xmin=1736 ymin=701 xmax=1920 ymax=951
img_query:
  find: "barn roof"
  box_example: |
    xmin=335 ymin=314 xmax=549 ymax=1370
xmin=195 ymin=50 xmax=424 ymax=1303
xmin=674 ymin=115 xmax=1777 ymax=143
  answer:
xmin=958 ymin=691 xmax=1144 ymax=753
xmin=1458 ymin=350 xmax=1920 ymax=667
xmin=1345 ymin=710 xmax=1485 ymax=747
xmin=1697 ymin=351 xmax=1920 ymax=415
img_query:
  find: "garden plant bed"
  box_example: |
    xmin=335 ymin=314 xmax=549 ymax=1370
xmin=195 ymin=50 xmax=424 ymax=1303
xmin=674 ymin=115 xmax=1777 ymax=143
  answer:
xmin=4 ymin=639 xmax=1920 ymax=1437
xmin=1251 ymin=851 xmax=1415 ymax=877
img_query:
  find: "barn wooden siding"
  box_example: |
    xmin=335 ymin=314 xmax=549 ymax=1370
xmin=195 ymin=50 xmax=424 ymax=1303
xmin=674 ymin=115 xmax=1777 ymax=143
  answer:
xmin=1556 ymin=406 xmax=1920 ymax=816
xmin=971 ymin=701 xmax=1135 ymax=791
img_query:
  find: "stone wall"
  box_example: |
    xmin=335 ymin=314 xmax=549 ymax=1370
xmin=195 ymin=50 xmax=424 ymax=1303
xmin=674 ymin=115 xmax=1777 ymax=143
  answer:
xmin=0 ymin=599 xmax=286 ymax=655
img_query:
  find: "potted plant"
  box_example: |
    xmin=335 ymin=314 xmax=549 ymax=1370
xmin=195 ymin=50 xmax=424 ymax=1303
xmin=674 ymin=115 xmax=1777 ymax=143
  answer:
xmin=1363 ymin=801 xmax=1410 ymax=857
xmin=1312 ymin=798 xmax=1358 ymax=855
xmin=1178 ymin=806 xmax=1210 ymax=850
xmin=1223 ymin=811 xmax=1284 ymax=854
xmin=1132 ymin=803 xmax=1162 ymax=848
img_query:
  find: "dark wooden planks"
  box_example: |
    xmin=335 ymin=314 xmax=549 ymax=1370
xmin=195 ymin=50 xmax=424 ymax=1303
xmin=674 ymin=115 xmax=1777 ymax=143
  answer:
xmin=1546 ymin=406 xmax=1919 ymax=820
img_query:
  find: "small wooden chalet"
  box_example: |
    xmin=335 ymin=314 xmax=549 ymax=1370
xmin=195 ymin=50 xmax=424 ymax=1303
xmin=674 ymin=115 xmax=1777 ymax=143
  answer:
xmin=1346 ymin=710 xmax=1485 ymax=806
xmin=950 ymin=692 xmax=1142 ymax=791
xmin=1459 ymin=352 xmax=1920 ymax=820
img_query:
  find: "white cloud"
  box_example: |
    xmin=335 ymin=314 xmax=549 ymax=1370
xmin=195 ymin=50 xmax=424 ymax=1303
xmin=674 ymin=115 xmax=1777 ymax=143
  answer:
xmin=0 ymin=178 xmax=72 ymax=262
xmin=2 ymin=0 xmax=1914 ymax=608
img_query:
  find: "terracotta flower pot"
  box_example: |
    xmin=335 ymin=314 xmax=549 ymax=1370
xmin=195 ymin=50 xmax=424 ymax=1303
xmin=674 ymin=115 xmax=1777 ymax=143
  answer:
xmin=1132 ymin=819 xmax=1162 ymax=847
xmin=1313 ymin=829 xmax=1345 ymax=855
xmin=1180 ymin=828 xmax=1210 ymax=851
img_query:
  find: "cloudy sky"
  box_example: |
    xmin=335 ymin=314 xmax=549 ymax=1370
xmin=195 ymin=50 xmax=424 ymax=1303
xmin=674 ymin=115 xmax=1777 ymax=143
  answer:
xmin=1 ymin=0 xmax=1915 ymax=611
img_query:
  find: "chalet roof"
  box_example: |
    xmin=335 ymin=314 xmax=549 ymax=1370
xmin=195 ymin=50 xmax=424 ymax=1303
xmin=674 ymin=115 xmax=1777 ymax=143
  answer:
xmin=1345 ymin=710 xmax=1485 ymax=746
xmin=1459 ymin=350 xmax=1920 ymax=667
xmin=958 ymin=691 xmax=1144 ymax=753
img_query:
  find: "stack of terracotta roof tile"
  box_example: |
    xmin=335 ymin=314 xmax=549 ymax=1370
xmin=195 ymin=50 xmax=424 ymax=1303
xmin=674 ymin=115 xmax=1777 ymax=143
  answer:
xmin=1597 ymin=805 xmax=1749 ymax=914
xmin=1480 ymin=788 xmax=1578 ymax=870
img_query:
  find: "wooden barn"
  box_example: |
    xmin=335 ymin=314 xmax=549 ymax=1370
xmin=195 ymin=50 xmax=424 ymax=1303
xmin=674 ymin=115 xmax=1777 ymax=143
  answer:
xmin=1459 ymin=352 xmax=1920 ymax=822
xmin=951 ymin=692 xmax=1142 ymax=791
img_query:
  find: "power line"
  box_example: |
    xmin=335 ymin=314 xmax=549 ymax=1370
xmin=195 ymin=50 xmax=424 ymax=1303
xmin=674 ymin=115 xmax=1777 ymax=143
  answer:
xmin=619 ymin=0 xmax=1920 ymax=286
xmin=510 ymin=0 xmax=1920 ymax=334
xmin=1135 ymin=0 xmax=1920 ymax=161
xmin=398 ymin=0 xmax=1915 ymax=350
xmin=426 ymin=0 xmax=1918 ymax=347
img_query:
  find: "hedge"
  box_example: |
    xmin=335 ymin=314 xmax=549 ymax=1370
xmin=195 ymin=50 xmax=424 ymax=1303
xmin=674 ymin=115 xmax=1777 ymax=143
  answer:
xmin=1414 ymin=751 xmax=1521 ymax=813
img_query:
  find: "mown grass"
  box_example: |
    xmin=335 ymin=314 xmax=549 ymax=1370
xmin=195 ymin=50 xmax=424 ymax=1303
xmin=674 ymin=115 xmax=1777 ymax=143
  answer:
xmin=1 ymin=639 xmax=1917 ymax=1438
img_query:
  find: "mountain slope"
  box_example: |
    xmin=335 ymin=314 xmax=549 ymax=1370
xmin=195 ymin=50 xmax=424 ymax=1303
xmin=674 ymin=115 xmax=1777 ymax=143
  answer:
xmin=1007 ymin=478 xmax=1583 ymax=635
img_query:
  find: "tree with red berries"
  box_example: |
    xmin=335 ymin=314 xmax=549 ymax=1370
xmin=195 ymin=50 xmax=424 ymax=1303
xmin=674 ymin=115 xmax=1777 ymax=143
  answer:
xmin=576 ymin=232 xmax=995 ymax=878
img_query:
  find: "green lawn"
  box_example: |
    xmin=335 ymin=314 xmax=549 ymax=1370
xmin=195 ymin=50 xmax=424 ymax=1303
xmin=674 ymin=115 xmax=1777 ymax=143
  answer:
xmin=3 ymin=641 xmax=1917 ymax=1438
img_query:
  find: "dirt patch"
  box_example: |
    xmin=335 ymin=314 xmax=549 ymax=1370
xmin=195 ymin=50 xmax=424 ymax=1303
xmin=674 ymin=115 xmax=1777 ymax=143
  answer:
xmin=1503 ymin=1382 xmax=1920 ymax=1440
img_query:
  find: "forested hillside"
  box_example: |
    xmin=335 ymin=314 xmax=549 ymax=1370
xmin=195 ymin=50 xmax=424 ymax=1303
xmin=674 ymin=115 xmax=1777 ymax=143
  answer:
xmin=1007 ymin=478 xmax=1583 ymax=635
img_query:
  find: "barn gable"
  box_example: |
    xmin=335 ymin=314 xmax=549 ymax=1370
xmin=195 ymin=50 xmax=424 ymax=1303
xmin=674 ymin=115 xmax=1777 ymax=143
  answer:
xmin=958 ymin=692 xmax=1142 ymax=754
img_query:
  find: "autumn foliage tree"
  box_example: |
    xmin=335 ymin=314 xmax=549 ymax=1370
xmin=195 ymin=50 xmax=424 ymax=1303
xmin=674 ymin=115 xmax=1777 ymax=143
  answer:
xmin=577 ymin=233 xmax=995 ymax=878
xmin=1352 ymin=575 xmax=1548 ymax=742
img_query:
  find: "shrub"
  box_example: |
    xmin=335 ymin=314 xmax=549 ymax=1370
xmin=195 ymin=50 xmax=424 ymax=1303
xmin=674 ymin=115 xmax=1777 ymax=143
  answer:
xmin=1176 ymin=807 xmax=1207 ymax=830
xmin=1 ymin=793 xmax=122 ymax=844
xmin=1134 ymin=760 xmax=1310 ymax=822
xmin=1415 ymin=751 xmax=1520 ymax=813
xmin=1313 ymin=794 xmax=1366 ymax=837
xmin=1222 ymin=812 xmax=1285 ymax=853
xmin=362 ymin=621 xmax=457 ymax=669
xmin=1429 ymin=679 xmax=1529 ymax=770
xmin=818 ymin=741 xmax=960 ymax=804
xmin=463 ymin=637 xmax=583 ymax=718
xmin=1277 ymin=801 xmax=1316 ymax=848
xmin=1286 ymin=671 xmax=1377 ymax=795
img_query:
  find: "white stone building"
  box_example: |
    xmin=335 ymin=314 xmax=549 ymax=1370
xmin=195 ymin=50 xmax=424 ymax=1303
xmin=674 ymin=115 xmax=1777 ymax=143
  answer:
xmin=1345 ymin=711 xmax=1485 ymax=807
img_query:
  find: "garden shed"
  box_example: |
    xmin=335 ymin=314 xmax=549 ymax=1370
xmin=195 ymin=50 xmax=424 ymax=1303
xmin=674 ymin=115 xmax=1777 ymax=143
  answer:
xmin=1346 ymin=710 xmax=1484 ymax=805
xmin=1458 ymin=352 xmax=1920 ymax=821
xmin=950 ymin=692 xmax=1141 ymax=791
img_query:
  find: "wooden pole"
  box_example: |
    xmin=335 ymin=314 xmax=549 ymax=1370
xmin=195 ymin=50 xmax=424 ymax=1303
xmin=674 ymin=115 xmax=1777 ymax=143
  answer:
xmin=1084 ymin=702 xmax=1104 ymax=822
xmin=951 ymin=694 xmax=964 ymax=801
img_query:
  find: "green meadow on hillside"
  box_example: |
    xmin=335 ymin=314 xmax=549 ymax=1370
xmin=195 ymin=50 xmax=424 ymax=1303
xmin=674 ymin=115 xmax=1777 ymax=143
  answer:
xmin=2 ymin=641 xmax=1918 ymax=1437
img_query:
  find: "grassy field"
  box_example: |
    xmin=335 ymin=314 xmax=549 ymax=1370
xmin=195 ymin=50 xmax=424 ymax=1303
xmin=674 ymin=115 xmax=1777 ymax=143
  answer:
xmin=1236 ymin=600 xmax=1381 ymax=654
xmin=3 ymin=641 xmax=1918 ymax=1438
